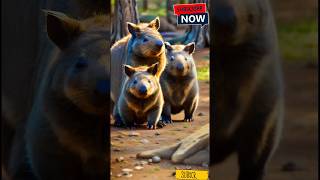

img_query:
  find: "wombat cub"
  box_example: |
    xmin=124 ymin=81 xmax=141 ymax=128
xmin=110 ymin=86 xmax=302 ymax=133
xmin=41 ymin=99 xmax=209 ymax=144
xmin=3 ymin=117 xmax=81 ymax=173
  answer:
xmin=160 ymin=42 xmax=199 ymax=123
xmin=111 ymin=17 xmax=166 ymax=105
xmin=114 ymin=63 xmax=164 ymax=129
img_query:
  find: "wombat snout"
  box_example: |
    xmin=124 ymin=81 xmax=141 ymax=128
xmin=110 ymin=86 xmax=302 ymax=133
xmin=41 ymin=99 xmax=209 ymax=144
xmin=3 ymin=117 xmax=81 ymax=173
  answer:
xmin=95 ymin=80 xmax=109 ymax=96
xmin=138 ymin=85 xmax=148 ymax=95
xmin=176 ymin=63 xmax=184 ymax=71
xmin=155 ymin=40 xmax=163 ymax=48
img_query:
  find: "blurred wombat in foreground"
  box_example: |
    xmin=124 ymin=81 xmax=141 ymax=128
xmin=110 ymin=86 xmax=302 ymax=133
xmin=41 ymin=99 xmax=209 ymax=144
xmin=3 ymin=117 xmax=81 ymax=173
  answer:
xmin=8 ymin=11 xmax=109 ymax=179
xmin=114 ymin=63 xmax=164 ymax=129
xmin=111 ymin=18 xmax=166 ymax=105
xmin=160 ymin=42 xmax=199 ymax=123
xmin=211 ymin=0 xmax=284 ymax=180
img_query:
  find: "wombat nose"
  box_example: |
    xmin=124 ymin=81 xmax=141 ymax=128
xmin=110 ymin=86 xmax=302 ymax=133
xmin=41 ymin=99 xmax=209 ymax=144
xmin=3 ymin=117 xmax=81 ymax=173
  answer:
xmin=176 ymin=63 xmax=184 ymax=71
xmin=213 ymin=6 xmax=236 ymax=32
xmin=95 ymin=80 xmax=109 ymax=96
xmin=155 ymin=40 xmax=163 ymax=48
xmin=139 ymin=85 xmax=147 ymax=94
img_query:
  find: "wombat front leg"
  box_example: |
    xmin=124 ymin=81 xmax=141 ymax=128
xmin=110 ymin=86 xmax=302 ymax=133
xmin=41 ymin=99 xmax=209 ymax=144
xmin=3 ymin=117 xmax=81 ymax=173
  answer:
xmin=237 ymin=104 xmax=282 ymax=180
xmin=161 ymin=102 xmax=172 ymax=124
xmin=113 ymin=105 xmax=125 ymax=127
xmin=184 ymin=96 xmax=198 ymax=122
xmin=147 ymin=108 xmax=162 ymax=129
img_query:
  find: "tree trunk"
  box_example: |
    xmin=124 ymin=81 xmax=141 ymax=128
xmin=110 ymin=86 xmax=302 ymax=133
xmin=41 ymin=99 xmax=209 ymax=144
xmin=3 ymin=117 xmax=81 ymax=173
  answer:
xmin=111 ymin=0 xmax=139 ymax=44
xmin=167 ymin=0 xmax=177 ymax=24
xmin=143 ymin=0 xmax=148 ymax=11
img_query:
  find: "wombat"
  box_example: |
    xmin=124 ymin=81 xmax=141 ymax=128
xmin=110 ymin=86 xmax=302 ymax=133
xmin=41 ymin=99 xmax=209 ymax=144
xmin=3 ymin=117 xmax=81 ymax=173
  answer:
xmin=211 ymin=0 xmax=284 ymax=180
xmin=160 ymin=42 xmax=199 ymax=123
xmin=13 ymin=11 xmax=109 ymax=180
xmin=114 ymin=63 xmax=164 ymax=129
xmin=111 ymin=17 xmax=166 ymax=105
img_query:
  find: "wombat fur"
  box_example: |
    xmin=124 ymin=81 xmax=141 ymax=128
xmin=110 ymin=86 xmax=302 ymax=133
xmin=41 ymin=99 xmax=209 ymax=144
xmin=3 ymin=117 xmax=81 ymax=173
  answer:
xmin=8 ymin=11 xmax=109 ymax=180
xmin=111 ymin=18 xmax=166 ymax=105
xmin=114 ymin=63 xmax=164 ymax=129
xmin=211 ymin=0 xmax=284 ymax=180
xmin=160 ymin=42 xmax=199 ymax=123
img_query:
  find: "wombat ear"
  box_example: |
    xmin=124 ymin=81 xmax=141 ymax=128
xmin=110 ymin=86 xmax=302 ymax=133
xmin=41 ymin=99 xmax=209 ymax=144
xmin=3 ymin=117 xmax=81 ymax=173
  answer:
xmin=44 ymin=10 xmax=82 ymax=50
xmin=184 ymin=42 xmax=196 ymax=54
xmin=127 ymin=22 xmax=140 ymax=37
xmin=147 ymin=63 xmax=159 ymax=76
xmin=124 ymin=65 xmax=136 ymax=77
xmin=164 ymin=42 xmax=173 ymax=51
xmin=148 ymin=17 xmax=160 ymax=30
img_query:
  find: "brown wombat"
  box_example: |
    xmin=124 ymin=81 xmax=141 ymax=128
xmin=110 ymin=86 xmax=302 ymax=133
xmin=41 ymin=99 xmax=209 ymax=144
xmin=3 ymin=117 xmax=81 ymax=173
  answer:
xmin=18 ymin=11 xmax=109 ymax=179
xmin=113 ymin=63 xmax=164 ymax=129
xmin=111 ymin=17 xmax=166 ymax=105
xmin=211 ymin=0 xmax=284 ymax=180
xmin=160 ymin=42 xmax=199 ymax=123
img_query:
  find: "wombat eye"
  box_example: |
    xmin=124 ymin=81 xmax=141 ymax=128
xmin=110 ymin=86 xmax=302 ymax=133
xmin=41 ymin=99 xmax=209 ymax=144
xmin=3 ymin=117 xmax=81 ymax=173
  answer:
xmin=143 ymin=38 xmax=148 ymax=42
xmin=184 ymin=57 xmax=188 ymax=61
xmin=133 ymin=80 xmax=138 ymax=84
xmin=75 ymin=57 xmax=88 ymax=68
xmin=170 ymin=56 xmax=174 ymax=61
xmin=148 ymin=80 xmax=151 ymax=83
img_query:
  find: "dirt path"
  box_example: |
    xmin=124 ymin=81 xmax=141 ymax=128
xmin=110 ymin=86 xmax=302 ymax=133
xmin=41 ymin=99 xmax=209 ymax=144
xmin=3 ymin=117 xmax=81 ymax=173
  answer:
xmin=110 ymin=50 xmax=210 ymax=179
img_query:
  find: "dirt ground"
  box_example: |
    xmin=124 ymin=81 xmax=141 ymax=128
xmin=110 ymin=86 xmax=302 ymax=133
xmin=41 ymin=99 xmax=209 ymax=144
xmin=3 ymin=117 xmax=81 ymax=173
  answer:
xmin=110 ymin=49 xmax=318 ymax=180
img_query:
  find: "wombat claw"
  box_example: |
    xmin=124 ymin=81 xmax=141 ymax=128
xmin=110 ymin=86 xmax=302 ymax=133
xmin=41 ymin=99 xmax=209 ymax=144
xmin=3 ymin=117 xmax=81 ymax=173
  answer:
xmin=184 ymin=115 xmax=194 ymax=122
xmin=157 ymin=121 xmax=166 ymax=128
xmin=114 ymin=114 xmax=126 ymax=127
xmin=161 ymin=115 xmax=173 ymax=124
xmin=147 ymin=122 xmax=156 ymax=129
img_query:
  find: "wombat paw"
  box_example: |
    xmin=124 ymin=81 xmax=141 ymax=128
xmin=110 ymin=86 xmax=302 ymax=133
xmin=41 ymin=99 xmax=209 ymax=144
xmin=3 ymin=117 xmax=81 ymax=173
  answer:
xmin=161 ymin=115 xmax=173 ymax=124
xmin=114 ymin=114 xmax=126 ymax=127
xmin=157 ymin=121 xmax=166 ymax=128
xmin=184 ymin=115 xmax=194 ymax=122
xmin=147 ymin=122 xmax=156 ymax=130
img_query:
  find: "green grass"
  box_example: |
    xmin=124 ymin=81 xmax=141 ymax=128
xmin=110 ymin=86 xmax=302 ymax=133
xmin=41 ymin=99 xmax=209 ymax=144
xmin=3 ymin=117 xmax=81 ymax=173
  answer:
xmin=197 ymin=66 xmax=210 ymax=81
xmin=277 ymin=19 xmax=318 ymax=62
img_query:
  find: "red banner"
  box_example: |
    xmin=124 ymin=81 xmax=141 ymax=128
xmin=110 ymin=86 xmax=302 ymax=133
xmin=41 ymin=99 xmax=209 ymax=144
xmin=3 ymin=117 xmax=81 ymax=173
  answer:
xmin=173 ymin=3 xmax=206 ymax=15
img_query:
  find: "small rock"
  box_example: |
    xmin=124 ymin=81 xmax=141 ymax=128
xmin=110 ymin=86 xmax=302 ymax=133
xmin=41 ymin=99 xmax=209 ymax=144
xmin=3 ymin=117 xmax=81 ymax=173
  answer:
xmin=198 ymin=112 xmax=206 ymax=116
xmin=155 ymin=132 xmax=161 ymax=136
xmin=172 ymin=172 xmax=176 ymax=176
xmin=140 ymin=139 xmax=150 ymax=144
xmin=134 ymin=166 xmax=144 ymax=170
xmin=116 ymin=173 xmax=122 ymax=177
xmin=116 ymin=157 xmax=124 ymax=162
xmin=202 ymin=163 xmax=209 ymax=168
xmin=113 ymin=148 xmax=121 ymax=152
xmin=148 ymin=159 xmax=153 ymax=164
xmin=117 ymin=135 xmax=125 ymax=138
xmin=152 ymin=156 xmax=161 ymax=163
xmin=122 ymin=168 xmax=133 ymax=173
xmin=128 ymin=132 xmax=140 ymax=137
xmin=123 ymin=173 xmax=133 ymax=178
xmin=140 ymin=161 xmax=148 ymax=166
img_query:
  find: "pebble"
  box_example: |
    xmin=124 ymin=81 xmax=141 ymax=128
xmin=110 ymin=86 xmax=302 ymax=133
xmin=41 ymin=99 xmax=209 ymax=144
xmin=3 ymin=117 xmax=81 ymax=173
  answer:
xmin=128 ymin=132 xmax=140 ymax=137
xmin=140 ymin=139 xmax=150 ymax=144
xmin=123 ymin=173 xmax=133 ymax=178
xmin=152 ymin=156 xmax=161 ymax=163
xmin=116 ymin=173 xmax=122 ymax=177
xmin=155 ymin=132 xmax=161 ymax=136
xmin=116 ymin=157 xmax=124 ymax=162
xmin=113 ymin=148 xmax=121 ymax=152
xmin=122 ymin=168 xmax=133 ymax=173
xmin=140 ymin=161 xmax=148 ymax=166
xmin=134 ymin=166 xmax=144 ymax=170
xmin=148 ymin=159 xmax=153 ymax=164
xmin=198 ymin=112 xmax=206 ymax=116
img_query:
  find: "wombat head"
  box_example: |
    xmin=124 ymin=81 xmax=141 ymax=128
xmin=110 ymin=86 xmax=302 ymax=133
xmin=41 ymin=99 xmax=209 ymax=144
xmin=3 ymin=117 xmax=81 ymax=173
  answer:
xmin=164 ymin=42 xmax=196 ymax=77
xmin=45 ymin=10 xmax=109 ymax=116
xmin=212 ymin=0 xmax=268 ymax=45
xmin=123 ymin=63 xmax=159 ymax=99
xmin=127 ymin=17 xmax=165 ymax=57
